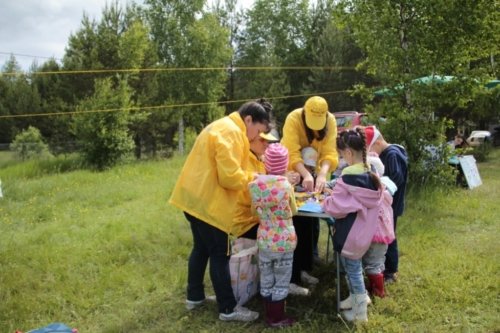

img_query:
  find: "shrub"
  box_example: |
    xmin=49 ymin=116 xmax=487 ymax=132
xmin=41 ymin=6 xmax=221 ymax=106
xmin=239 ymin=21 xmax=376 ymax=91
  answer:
xmin=472 ymin=141 xmax=492 ymax=162
xmin=73 ymin=79 xmax=134 ymax=170
xmin=10 ymin=126 xmax=52 ymax=160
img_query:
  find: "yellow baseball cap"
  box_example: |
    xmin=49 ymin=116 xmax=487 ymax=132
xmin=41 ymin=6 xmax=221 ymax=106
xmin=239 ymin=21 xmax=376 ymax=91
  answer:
xmin=304 ymin=96 xmax=328 ymax=130
xmin=259 ymin=132 xmax=279 ymax=142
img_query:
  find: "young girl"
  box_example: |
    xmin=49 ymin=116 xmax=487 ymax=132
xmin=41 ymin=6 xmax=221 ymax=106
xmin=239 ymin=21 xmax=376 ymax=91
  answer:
xmin=248 ymin=143 xmax=297 ymax=327
xmin=321 ymin=128 xmax=385 ymax=323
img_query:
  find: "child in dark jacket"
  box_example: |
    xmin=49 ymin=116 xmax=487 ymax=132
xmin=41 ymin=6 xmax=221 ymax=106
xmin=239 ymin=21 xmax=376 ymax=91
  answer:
xmin=364 ymin=126 xmax=408 ymax=283
xmin=322 ymin=128 xmax=385 ymax=323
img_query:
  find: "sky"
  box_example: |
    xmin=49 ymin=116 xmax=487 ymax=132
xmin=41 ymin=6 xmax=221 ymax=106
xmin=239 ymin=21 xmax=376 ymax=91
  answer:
xmin=0 ymin=0 xmax=254 ymax=71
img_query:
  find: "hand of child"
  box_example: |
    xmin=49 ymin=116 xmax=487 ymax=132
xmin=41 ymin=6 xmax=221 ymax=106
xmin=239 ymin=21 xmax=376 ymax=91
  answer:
xmin=286 ymin=171 xmax=301 ymax=185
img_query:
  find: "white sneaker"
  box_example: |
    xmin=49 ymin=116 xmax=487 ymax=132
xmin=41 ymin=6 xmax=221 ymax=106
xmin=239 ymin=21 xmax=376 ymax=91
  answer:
xmin=186 ymin=299 xmax=204 ymax=310
xmin=289 ymin=283 xmax=310 ymax=296
xmin=185 ymin=295 xmax=216 ymax=310
xmin=219 ymin=305 xmax=259 ymax=322
xmin=339 ymin=293 xmax=372 ymax=310
xmin=301 ymin=271 xmax=319 ymax=285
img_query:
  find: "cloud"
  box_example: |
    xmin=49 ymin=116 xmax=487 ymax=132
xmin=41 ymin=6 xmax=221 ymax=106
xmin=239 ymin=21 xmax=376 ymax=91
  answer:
xmin=0 ymin=0 xmax=121 ymax=70
xmin=0 ymin=0 xmax=254 ymax=71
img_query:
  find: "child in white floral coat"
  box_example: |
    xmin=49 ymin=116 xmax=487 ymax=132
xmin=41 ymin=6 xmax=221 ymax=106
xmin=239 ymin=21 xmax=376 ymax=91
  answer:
xmin=248 ymin=143 xmax=297 ymax=328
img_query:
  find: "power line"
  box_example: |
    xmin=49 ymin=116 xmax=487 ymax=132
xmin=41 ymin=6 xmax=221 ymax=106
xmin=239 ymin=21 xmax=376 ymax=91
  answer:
xmin=0 ymin=65 xmax=356 ymax=76
xmin=0 ymin=90 xmax=351 ymax=119
xmin=0 ymin=51 xmax=61 ymax=61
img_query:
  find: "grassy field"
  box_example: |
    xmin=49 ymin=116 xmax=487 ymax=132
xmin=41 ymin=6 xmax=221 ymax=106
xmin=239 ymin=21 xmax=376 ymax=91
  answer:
xmin=1 ymin=150 xmax=499 ymax=333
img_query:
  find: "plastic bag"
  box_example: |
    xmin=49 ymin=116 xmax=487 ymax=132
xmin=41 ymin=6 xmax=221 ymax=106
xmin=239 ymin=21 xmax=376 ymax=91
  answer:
xmin=229 ymin=237 xmax=259 ymax=306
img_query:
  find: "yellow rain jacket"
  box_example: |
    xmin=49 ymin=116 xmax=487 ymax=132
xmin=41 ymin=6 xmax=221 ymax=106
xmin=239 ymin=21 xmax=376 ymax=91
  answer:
xmin=169 ymin=112 xmax=254 ymax=234
xmin=281 ymin=108 xmax=339 ymax=173
xmin=232 ymin=151 xmax=266 ymax=236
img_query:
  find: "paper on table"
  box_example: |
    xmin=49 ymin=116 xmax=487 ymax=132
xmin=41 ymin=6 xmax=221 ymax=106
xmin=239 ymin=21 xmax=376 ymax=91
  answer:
xmin=298 ymin=201 xmax=323 ymax=213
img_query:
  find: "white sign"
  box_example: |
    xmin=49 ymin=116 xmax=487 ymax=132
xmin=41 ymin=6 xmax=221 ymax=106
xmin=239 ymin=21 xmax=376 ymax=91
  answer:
xmin=458 ymin=155 xmax=482 ymax=189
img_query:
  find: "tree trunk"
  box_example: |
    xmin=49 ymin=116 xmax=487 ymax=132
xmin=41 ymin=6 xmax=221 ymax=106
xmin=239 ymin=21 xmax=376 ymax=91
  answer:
xmin=178 ymin=114 xmax=185 ymax=155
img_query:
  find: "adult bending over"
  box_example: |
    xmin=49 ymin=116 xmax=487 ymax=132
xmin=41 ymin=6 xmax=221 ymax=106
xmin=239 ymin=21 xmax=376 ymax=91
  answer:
xmin=169 ymin=99 xmax=272 ymax=322
xmin=281 ymin=96 xmax=338 ymax=295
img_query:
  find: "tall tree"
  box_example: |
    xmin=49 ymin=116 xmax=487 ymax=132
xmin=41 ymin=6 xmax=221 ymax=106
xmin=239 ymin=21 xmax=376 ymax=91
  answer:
xmin=234 ymin=0 xmax=311 ymax=123
xmin=0 ymin=55 xmax=42 ymax=143
xmin=30 ymin=59 xmax=74 ymax=153
xmin=335 ymin=0 xmax=499 ymax=186
xmin=145 ymin=0 xmax=232 ymax=154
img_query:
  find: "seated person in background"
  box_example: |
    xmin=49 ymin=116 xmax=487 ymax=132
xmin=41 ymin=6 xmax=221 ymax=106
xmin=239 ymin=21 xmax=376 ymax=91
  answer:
xmin=447 ymin=134 xmax=469 ymax=187
xmin=448 ymin=134 xmax=468 ymax=150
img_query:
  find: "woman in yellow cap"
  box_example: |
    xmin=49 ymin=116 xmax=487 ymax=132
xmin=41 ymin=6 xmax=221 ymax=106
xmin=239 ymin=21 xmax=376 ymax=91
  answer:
xmin=281 ymin=96 xmax=339 ymax=295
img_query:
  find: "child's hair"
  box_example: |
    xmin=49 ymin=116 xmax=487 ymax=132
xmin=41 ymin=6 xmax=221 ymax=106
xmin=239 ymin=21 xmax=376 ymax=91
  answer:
xmin=337 ymin=128 xmax=382 ymax=189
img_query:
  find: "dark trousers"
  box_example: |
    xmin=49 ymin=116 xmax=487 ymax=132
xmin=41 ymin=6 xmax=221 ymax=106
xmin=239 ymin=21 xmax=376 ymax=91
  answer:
xmin=291 ymin=215 xmax=315 ymax=284
xmin=384 ymin=216 xmax=399 ymax=274
xmin=185 ymin=212 xmax=236 ymax=314
xmin=239 ymin=224 xmax=258 ymax=240
xmin=313 ymin=219 xmax=320 ymax=257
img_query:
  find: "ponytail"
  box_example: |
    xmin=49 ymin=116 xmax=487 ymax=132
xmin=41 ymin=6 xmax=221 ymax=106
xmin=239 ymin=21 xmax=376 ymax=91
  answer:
xmin=340 ymin=128 xmax=383 ymax=190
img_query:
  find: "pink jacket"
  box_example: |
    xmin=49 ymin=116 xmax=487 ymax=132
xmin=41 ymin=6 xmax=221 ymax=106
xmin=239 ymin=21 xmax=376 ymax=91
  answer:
xmin=322 ymin=178 xmax=383 ymax=260
xmin=373 ymin=190 xmax=395 ymax=244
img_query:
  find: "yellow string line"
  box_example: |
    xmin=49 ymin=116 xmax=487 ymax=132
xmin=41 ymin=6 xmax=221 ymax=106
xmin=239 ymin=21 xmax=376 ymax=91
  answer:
xmin=0 ymin=90 xmax=351 ymax=119
xmin=1 ymin=66 xmax=355 ymax=76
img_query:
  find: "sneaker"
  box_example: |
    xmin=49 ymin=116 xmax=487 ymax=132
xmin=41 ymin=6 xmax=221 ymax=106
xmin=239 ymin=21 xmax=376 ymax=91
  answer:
xmin=219 ymin=305 xmax=259 ymax=322
xmin=186 ymin=299 xmax=204 ymax=311
xmin=339 ymin=293 xmax=372 ymax=310
xmin=289 ymin=283 xmax=310 ymax=296
xmin=384 ymin=272 xmax=398 ymax=284
xmin=301 ymin=271 xmax=319 ymax=285
xmin=185 ymin=295 xmax=217 ymax=310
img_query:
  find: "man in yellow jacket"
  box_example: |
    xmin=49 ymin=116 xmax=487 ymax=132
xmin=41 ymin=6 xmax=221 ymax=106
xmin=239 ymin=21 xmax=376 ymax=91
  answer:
xmin=169 ymin=99 xmax=272 ymax=322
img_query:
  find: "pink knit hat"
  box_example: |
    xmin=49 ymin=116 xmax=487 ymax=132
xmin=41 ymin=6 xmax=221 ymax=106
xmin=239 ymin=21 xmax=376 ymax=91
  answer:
xmin=264 ymin=143 xmax=289 ymax=175
xmin=364 ymin=125 xmax=380 ymax=149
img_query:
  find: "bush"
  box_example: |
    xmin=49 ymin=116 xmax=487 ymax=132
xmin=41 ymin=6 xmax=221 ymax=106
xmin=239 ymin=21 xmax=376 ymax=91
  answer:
xmin=472 ymin=141 xmax=493 ymax=162
xmin=73 ymin=79 xmax=134 ymax=170
xmin=10 ymin=126 xmax=53 ymax=160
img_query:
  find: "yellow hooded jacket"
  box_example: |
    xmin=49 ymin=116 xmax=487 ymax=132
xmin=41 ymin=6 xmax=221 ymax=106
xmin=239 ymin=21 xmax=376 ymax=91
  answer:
xmin=169 ymin=112 xmax=254 ymax=234
xmin=281 ymin=108 xmax=339 ymax=173
xmin=232 ymin=151 xmax=266 ymax=236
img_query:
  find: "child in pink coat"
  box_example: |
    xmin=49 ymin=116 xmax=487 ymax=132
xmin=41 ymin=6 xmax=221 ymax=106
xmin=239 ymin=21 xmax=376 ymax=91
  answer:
xmin=322 ymin=128 xmax=385 ymax=323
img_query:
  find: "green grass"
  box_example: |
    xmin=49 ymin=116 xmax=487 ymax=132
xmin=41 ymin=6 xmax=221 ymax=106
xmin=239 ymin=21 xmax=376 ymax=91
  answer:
xmin=1 ymin=150 xmax=499 ymax=332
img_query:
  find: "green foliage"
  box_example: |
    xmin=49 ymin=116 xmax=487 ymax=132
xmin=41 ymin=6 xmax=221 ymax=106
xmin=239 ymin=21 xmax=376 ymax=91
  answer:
xmin=0 ymin=151 xmax=499 ymax=332
xmin=471 ymin=141 xmax=493 ymax=162
xmin=10 ymin=126 xmax=52 ymax=160
xmin=234 ymin=0 xmax=313 ymax=118
xmin=0 ymin=153 xmax=83 ymax=179
xmin=335 ymin=0 xmax=498 ymax=188
xmin=73 ymin=78 xmax=134 ymax=170
xmin=145 ymin=0 xmax=232 ymax=153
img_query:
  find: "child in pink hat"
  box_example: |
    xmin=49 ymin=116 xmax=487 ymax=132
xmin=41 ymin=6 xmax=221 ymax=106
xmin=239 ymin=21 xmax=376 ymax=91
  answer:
xmin=248 ymin=143 xmax=298 ymax=327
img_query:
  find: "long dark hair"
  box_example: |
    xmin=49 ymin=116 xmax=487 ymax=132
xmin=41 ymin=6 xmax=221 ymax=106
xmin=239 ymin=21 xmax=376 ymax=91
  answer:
xmin=301 ymin=109 xmax=328 ymax=144
xmin=337 ymin=128 xmax=382 ymax=189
